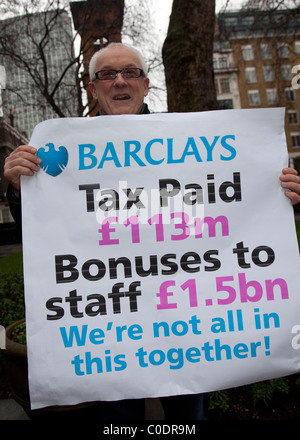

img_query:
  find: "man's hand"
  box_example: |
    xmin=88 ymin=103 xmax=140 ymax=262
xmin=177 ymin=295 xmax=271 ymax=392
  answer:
xmin=4 ymin=145 xmax=41 ymax=198
xmin=280 ymin=168 xmax=300 ymax=205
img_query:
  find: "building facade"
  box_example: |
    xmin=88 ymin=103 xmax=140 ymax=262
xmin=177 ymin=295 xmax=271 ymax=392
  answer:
xmin=215 ymin=9 xmax=300 ymax=164
xmin=0 ymin=2 xmax=125 ymax=236
xmin=214 ymin=40 xmax=241 ymax=110
xmin=0 ymin=10 xmax=78 ymax=139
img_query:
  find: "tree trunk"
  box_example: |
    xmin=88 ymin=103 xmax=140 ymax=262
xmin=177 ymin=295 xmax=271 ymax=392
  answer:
xmin=162 ymin=0 xmax=218 ymax=112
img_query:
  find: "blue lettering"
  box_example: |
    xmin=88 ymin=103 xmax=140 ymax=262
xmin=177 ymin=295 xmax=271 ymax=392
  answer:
xmin=180 ymin=137 xmax=202 ymax=163
xmin=78 ymin=134 xmax=237 ymax=170
xmin=200 ymin=136 xmax=219 ymax=161
xmin=98 ymin=142 xmax=122 ymax=168
xmin=167 ymin=348 xmax=185 ymax=370
xmin=71 ymin=354 xmax=85 ymax=375
xmin=167 ymin=138 xmax=182 ymax=163
xmin=221 ymin=135 xmax=236 ymax=161
xmin=89 ymin=328 xmax=105 ymax=344
xmin=60 ymin=325 xmax=88 ymax=348
xmin=124 ymin=140 xmax=146 ymax=167
xmin=78 ymin=144 xmax=97 ymax=170
xmin=145 ymin=138 xmax=164 ymax=165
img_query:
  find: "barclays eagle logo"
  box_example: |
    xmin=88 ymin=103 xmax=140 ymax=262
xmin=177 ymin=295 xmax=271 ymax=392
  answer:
xmin=37 ymin=143 xmax=68 ymax=177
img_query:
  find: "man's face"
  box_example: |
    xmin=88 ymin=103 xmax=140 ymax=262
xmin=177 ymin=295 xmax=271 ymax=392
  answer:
xmin=89 ymin=46 xmax=149 ymax=115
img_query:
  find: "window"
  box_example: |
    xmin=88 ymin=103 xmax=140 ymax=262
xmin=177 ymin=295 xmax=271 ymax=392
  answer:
xmin=245 ymin=67 xmax=257 ymax=83
xmin=266 ymin=88 xmax=278 ymax=105
xmin=219 ymin=57 xmax=228 ymax=69
xmin=218 ymin=99 xmax=233 ymax=109
xmin=285 ymin=87 xmax=296 ymax=103
xmin=277 ymin=42 xmax=289 ymax=59
xmin=248 ymin=90 xmax=260 ymax=106
xmin=242 ymin=16 xmax=255 ymax=26
xmin=281 ymin=64 xmax=292 ymax=81
xmin=1 ymin=209 xmax=11 ymax=223
xmin=242 ymin=45 xmax=254 ymax=61
xmin=291 ymin=132 xmax=300 ymax=148
xmin=288 ymin=110 xmax=299 ymax=125
xmin=220 ymin=78 xmax=231 ymax=94
xmin=263 ymin=65 xmax=275 ymax=82
xmin=225 ymin=17 xmax=238 ymax=26
xmin=260 ymin=43 xmax=272 ymax=60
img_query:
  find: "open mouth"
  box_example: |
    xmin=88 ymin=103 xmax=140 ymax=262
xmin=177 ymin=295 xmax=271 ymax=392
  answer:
xmin=113 ymin=95 xmax=131 ymax=101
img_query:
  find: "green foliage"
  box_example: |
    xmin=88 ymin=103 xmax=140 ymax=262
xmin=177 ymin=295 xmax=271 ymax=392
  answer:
xmin=251 ymin=378 xmax=289 ymax=407
xmin=207 ymin=390 xmax=230 ymax=412
xmin=295 ymin=221 xmax=300 ymax=245
xmin=10 ymin=320 xmax=26 ymax=344
xmin=295 ymin=375 xmax=300 ymax=388
xmin=207 ymin=376 xmax=296 ymax=416
xmin=0 ymin=273 xmax=25 ymax=373
xmin=0 ymin=273 xmax=25 ymax=328
xmin=0 ymin=251 xmax=23 ymax=275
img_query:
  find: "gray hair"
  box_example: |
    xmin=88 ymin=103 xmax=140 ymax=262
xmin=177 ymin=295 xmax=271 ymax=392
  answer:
xmin=89 ymin=42 xmax=148 ymax=81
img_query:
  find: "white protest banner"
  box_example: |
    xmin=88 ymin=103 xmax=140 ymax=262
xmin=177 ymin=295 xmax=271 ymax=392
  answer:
xmin=21 ymin=108 xmax=300 ymax=410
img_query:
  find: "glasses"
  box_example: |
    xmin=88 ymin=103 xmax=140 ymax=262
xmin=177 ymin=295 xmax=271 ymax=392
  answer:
xmin=94 ymin=68 xmax=144 ymax=81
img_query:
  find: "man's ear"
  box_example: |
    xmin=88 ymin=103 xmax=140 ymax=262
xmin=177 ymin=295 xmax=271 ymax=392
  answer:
xmin=88 ymin=82 xmax=98 ymax=100
xmin=144 ymin=77 xmax=150 ymax=97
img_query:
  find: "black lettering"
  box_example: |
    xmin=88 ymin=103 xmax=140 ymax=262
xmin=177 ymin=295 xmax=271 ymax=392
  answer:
xmin=85 ymin=293 xmax=107 ymax=316
xmin=135 ymin=255 xmax=158 ymax=277
xmin=125 ymin=281 xmax=142 ymax=312
xmin=82 ymin=259 xmax=106 ymax=281
xmin=65 ymin=289 xmax=84 ymax=318
xmin=122 ymin=187 xmax=145 ymax=209
xmin=79 ymin=184 xmax=100 ymax=212
xmin=233 ymin=241 xmax=251 ymax=268
xmin=108 ymin=283 xmax=125 ymax=314
xmin=252 ymin=245 xmax=275 ymax=267
xmin=55 ymin=254 xmax=79 ymax=283
xmin=159 ymin=178 xmax=181 ymax=207
xmin=204 ymin=250 xmax=221 ymax=271
xmin=109 ymin=257 xmax=132 ymax=279
xmin=46 ymin=297 xmax=64 ymax=320
xmin=207 ymin=174 xmax=216 ymax=203
xmin=219 ymin=172 xmax=242 ymax=203
xmin=161 ymin=253 xmax=178 ymax=275
xmin=180 ymin=252 xmax=201 ymax=273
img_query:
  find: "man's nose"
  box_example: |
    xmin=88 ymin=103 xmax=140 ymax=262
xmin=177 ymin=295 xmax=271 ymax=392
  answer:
xmin=114 ymin=72 xmax=127 ymax=85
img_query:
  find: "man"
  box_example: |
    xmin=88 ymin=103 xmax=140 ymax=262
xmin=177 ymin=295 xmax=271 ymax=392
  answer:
xmin=88 ymin=43 xmax=150 ymax=116
xmin=4 ymin=43 xmax=300 ymax=420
